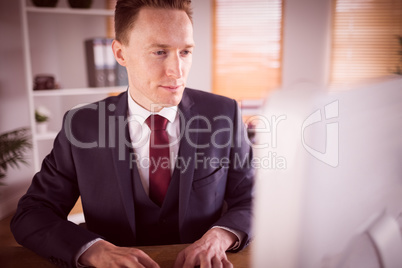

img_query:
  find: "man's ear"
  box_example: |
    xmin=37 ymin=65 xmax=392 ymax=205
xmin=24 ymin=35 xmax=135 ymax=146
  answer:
xmin=112 ymin=40 xmax=126 ymax=67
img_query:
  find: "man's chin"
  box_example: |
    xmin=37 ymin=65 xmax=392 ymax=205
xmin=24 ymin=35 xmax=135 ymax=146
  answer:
xmin=150 ymin=97 xmax=183 ymax=111
xmin=161 ymin=91 xmax=184 ymax=107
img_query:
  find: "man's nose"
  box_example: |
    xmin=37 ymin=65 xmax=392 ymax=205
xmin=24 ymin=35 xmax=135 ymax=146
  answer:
xmin=166 ymin=53 xmax=183 ymax=79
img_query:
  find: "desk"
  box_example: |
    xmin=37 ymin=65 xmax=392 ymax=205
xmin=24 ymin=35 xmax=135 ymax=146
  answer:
xmin=0 ymin=244 xmax=251 ymax=268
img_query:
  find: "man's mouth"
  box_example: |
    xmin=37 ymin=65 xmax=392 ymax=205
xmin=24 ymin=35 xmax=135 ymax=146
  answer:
xmin=159 ymin=85 xmax=182 ymax=92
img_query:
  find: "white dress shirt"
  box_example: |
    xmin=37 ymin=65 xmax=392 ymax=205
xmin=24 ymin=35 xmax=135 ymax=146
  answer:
xmin=127 ymin=93 xmax=180 ymax=196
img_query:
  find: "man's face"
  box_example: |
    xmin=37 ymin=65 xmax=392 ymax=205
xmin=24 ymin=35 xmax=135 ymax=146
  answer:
xmin=118 ymin=7 xmax=194 ymax=111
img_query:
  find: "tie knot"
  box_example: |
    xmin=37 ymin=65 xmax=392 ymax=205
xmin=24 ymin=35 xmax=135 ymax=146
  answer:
xmin=145 ymin=115 xmax=168 ymax=131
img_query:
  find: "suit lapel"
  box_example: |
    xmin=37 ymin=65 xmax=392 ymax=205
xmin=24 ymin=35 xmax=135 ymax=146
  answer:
xmin=110 ymin=90 xmax=137 ymax=237
xmin=177 ymin=90 xmax=197 ymax=230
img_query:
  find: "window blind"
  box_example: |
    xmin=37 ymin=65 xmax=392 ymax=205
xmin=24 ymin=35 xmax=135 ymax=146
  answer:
xmin=331 ymin=0 xmax=402 ymax=85
xmin=213 ymin=0 xmax=283 ymax=100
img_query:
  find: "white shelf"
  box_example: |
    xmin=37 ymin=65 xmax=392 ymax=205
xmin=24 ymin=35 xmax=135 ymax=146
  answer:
xmin=33 ymin=86 xmax=126 ymax=97
xmin=36 ymin=131 xmax=58 ymax=141
xmin=26 ymin=6 xmax=114 ymax=16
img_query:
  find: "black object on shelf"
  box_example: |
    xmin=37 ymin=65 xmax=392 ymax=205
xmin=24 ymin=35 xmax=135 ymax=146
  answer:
xmin=85 ymin=38 xmax=107 ymax=87
xmin=33 ymin=75 xmax=55 ymax=90
xmin=68 ymin=0 xmax=92 ymax=9
xmin=85 ymin=38 xmax=128 ymax=88
xmin=31 ymin=0 xmax=58 ymax=7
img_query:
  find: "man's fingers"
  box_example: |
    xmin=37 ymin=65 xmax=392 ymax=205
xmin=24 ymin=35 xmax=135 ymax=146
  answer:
xmin=78 ymin=241 xmax=160 ymax=268
xmin=181 ymin=250 xmax=200 ymax=268
xmin=182 ymin=250 xmax=230 ymax=268
xmin=210 ymin=255 xmax=223 ymax=268
xmin=174 ymin=229 xmax=235 ymax=268
xmin=112 ymin=248 xmax=159 ymax=268
xmin=222 ymin=258 xmax=233 ymax=268
xmin=127 ymin=261 xmax=145 ymax=268
xmin=173 ymin=250 xmax=186 ymax=268
xmin=199 ymin=253 xmax=212 ymax=268
xmin=133 ymin=249 xmax=160 ymax=268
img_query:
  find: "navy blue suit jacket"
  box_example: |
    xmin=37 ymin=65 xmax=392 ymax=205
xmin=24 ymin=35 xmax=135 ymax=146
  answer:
xmin=11 ymin=88 xmax=254 ymax=267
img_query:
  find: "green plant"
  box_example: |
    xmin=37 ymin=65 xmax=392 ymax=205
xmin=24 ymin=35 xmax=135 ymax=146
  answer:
xmin=35 ymin=106 xmax=51 ymax=123
xmin=35 ymin=110 xmax=48 ymax=123
xmin=0 ymin=128 xmax=32 ymax=183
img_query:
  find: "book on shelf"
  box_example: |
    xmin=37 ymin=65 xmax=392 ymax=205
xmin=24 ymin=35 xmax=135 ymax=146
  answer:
xmin=85 ymin=38 xmax=128 ymax=88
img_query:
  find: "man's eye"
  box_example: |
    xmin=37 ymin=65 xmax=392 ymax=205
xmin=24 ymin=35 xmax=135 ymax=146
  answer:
xmin=154 ymin=51 xmax=166 ymax=56
xmin=181 ymin=50 xmax=191 ymax=56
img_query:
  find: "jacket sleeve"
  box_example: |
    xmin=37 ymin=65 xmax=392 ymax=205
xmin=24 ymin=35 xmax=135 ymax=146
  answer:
xmin=211 ymin=99 xmax=255 ymax=251
xmin=10 ymin=113 xmax=102 ymax=268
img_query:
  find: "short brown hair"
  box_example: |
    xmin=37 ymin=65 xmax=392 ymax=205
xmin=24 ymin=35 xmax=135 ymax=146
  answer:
xmin=115 ymin=0 xmax=193 ymax=45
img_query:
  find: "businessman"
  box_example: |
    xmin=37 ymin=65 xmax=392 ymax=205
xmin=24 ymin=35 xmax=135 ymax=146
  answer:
xmin=11 ymin=0 xmax=254 ymax=267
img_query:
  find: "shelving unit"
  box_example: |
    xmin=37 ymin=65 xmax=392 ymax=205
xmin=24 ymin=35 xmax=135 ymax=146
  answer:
xmin=20 ymin=0 xmax=125 ymax=171
xmin=26 ymin=6 xmax=114 ymax=16
xmin=36 ymin=132 xmax=58 ymax=141
xmin=32 ymin=86 xmax=126 ymax=97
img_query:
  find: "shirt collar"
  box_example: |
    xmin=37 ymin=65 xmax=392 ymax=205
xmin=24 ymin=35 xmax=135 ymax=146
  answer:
xmin=127 ymin=90 xmax=178 ymax=125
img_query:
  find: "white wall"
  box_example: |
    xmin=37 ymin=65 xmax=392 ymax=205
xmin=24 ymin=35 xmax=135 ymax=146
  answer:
xmin=282 ymin=0 xmax=333 ymax=89
xmin=0 ymin=0 xmax=34 ymax=219
xmin=187 ymin=0 xmax=213 ymax=92
xmin=0 ymin=1 xmax=30 ymax=131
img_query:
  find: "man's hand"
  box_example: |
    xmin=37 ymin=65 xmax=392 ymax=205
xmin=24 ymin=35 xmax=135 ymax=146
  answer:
xmin=173 ymin=228 xmax=236 ymax=268
xmin=78 ymin=240 xmax=160 ymax=268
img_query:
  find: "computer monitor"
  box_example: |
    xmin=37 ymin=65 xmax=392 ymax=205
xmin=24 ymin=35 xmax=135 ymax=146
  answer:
xmin=251 ymin=77 xmax=402 ymax=268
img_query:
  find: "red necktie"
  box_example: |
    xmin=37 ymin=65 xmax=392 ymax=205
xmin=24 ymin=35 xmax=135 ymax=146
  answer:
xmin=145 ymin=115 xmax=171 ymax=206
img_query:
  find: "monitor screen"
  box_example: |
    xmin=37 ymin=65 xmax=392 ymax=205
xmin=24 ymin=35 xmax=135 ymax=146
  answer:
xmin=251 ymin=77 xmax=402 ymax=268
